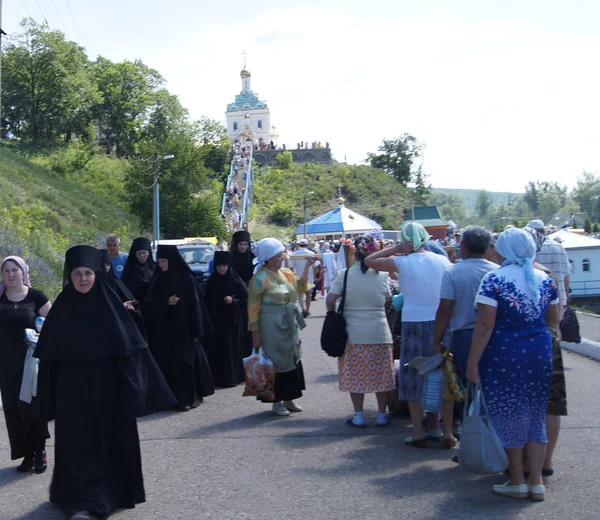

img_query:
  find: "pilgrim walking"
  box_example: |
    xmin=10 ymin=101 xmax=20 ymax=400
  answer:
xmin=230 ymin=230 xmax=256 ymax=285
xmin=121 ymin=237 xmax=156 ymax=304
xmin=203 ymin=251 xmax=249 ymax=387
xmin=248 ymin=238 xmax=316 ymax=416
xmin=144 ymin=245 xmax=215 ymax=411
xmin=34 ymin=245 xmax=176 ymax=520
xmin=0 ymin=256 xmax=51 ymax=473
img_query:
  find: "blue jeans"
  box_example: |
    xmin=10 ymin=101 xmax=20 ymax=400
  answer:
xmin=451 ymin=329 xmax=474 ymax=420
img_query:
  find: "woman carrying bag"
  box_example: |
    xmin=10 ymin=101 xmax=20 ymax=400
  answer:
xmin=247 ymin=238 xmax=316 ymax=416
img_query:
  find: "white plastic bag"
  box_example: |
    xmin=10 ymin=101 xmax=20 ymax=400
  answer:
xmin=421 ymin=368 xmax=445 ymax=413
xmin=242 ymin=348 xmax=275 ymax=401
xmin=20 ymin=329 xmax=39 ymax=404
xmin=459 ymin=380 xmax=508 ymax=474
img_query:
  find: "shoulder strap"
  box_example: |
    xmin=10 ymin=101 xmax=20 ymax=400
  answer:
xmin=338 ymin=268 xmax=349 ymax=316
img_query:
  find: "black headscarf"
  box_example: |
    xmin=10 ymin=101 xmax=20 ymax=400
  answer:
xmin=121 ymin=238 xmax=156 ymax=296
xmin=35 ymin=245 xmax=147 ymax=363
xmin=230 ymin=230 xmax=255 ymax=284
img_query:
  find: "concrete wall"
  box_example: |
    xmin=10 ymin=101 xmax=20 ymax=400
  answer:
xmin=253 ymin=148 xmax=333 ymax=166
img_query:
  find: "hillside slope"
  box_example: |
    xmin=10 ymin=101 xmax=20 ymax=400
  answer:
xmin=252 ymin=161 xmax=409 ymax=237
xmin=431 ymin=187 xmax=524 ymax=213
xmin=0 ymin=145 xmax=142 ymax=298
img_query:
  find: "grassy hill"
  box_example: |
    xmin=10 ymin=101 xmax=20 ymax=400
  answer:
xmin=431 ymin=187 xmax=524 ymax=213
xmin=252 ymin=161 xmax=409 ymax=239
xmin=0 ymin=144 xmax=142 ymax=298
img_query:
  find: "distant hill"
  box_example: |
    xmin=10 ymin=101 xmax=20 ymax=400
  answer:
xmin=431 ymin=187 xmax=524 ymax=213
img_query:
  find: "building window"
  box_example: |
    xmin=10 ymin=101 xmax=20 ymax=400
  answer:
xmin=233 ymin=122 xmax=238 ymax=131
xmin=583 ymin=258 xmax=591 ymax=272
xmin=258 ymin=120 xmax=263 ymax=129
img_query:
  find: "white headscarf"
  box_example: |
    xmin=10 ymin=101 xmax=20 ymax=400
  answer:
xmin=252 ymin=238 xmax=285 ymax=274
xmin=495 ymin=227 xmax=539 ymax=303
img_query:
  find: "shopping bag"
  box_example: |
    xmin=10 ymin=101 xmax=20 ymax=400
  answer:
xmin=421 ymin=368 xmax=445 ymax=414
xmin=459 ymin=380 xmax=508 ymax=475
xmin=20 ymin=329 xmax=40 ymax=404
xmin=560 ymin=306 xmax=581 ymax=344
xmin=242 ymin=348 xmax=275 ymax=401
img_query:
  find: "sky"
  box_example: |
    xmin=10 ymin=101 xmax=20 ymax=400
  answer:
xmin=3 ymin=0 xmax=600 ymax=192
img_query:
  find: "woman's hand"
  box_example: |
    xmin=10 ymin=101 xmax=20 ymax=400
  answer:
xmin=192 ymin=338 xmax=200 ymax=343
xmin=252 ymin=330 xmax=262 ymax=349
xmin=394 ymin=241 xmax=414 ymax=255
xmin=124 ymin=300 xmax=136 ymax=311
xmin=466 ymin=361 xmax=479 ymax=383
xmin=224 ymin=296 xmax=233 ymax=304
xmin=168 ymin=295 xmax=180 ymax=306
xmin=306 ymin=256 xmax=318 ymax=266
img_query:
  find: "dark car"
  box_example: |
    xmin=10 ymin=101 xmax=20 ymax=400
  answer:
xmin=176 ymin=243 xmax=215 ymax=285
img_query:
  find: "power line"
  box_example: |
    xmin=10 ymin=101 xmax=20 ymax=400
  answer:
xmin=20 ymin=0 xmax=34 ymax=19
xmin=33 ymin=0 xmax=48 ymax=24
xmin=50 ymin=0 xmax=67 ymax=33
xmin=64 ymin=0 xmax=85 ymax=47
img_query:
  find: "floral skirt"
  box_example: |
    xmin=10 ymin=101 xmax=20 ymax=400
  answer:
xmin=338 ymin=343 xmax=395 ymax=394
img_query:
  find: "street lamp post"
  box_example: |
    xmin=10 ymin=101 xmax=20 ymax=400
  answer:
xmin=303 ymin=191 xmax=315 ymax=238
xmin=152 ymin=153 xmax=175 ymax=248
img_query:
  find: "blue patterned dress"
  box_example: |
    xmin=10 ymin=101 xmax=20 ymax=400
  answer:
xmin=475 ymin=264 xmax=559 ymax=449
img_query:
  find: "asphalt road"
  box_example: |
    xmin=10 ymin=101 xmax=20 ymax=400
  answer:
xmin=1 ymin=299 xmax=599 ymax=520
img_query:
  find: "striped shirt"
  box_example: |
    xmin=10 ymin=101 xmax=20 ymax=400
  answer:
xmin=536 ymin=240 xmax=570 ymax=306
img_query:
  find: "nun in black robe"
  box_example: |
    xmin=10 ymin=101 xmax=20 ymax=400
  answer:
xmin=99 ymin=249 xmax=146 ymax=338
xmin=144 ymin=245 xmax=215 ymax=411
xmin=230 ymin=230 xmax=255 ymax=286
xmin=203 ymin=251 xmax=249 ymax=387
xmin=121 ymin=237 xmax=156 ymax=305
xmin=34 ymin=245 xmax=176 ymax=520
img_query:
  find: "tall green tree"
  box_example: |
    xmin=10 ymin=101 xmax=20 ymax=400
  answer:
xmin=523 ymin=181 xmax=568 ymax=218
xmin=428 ymin=192 xmax=470 ymax=224
xmin=475 ymin=190 xmax=493 ymax=218
xmin=573 ymin=172 xmax=600 ymax=222
xmin=2 ymin=18 xmax=99 ymax=142
xmin=366 ymin=134 xmax=423 ymax=185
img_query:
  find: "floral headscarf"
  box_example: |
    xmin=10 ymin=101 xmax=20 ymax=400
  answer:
xmin=0 ymin=256 xmax=31 ymax=297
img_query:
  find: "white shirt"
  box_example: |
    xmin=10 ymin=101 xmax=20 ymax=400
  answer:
xmin=290 ymin=247 xmax=316 ymax=283
xmin=393 ymin=252 xmax=452 ymax=322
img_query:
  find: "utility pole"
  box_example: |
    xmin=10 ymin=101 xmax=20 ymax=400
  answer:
xmin=152 ymin=154 xmax=159 ymax=248
xmin=0 ymin=0 xmax=4 ymax=137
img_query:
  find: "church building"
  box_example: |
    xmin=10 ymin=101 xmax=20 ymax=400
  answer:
xmin=225 ymin=64 xmax=271 ymax=146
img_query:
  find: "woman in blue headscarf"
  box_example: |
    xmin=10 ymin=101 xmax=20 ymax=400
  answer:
xmin=466 ymin=227 xmax=561 ymax=501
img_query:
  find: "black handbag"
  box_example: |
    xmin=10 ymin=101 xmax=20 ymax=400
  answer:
xmin=560 ymin=306 xmax=581 ymax=344
xmin=320 ymin=268 xmax=349 ymax=357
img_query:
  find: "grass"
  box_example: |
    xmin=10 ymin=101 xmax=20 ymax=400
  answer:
xmin=0 ymin=144 xmax=142 ymax=298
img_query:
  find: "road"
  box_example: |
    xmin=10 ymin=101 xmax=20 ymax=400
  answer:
xmin=1 ymin=299 xmax=599 ymax=520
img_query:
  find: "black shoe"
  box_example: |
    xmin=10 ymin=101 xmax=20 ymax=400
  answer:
xmin=17 ymin=454 xmax=34 ymax=473
xmin=178 ymin=405 xmax=191 ymax=412
xmin=34 ymin=450 xmax=47 ymax=474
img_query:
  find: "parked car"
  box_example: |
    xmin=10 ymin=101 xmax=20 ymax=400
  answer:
xmin=176 ymin=241 xmax=215 ymax=285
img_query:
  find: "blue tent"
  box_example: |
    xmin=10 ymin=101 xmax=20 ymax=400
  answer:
xmin=294 ymin=205 xmax=382 ymax=236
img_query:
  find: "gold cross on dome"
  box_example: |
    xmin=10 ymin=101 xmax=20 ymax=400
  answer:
xmin=242 ymin=50 xmax=248 ymax=68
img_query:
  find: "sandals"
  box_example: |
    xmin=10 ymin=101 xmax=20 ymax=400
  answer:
xmin=442 ymin=437 xmax=458 ymax=450
xmin=404 ymin=436 xmax=427 ymax=448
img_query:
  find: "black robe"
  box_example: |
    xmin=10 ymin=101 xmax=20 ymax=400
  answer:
xmin=144 ymin=245 xmax=215 ymax=409
xmin=203 ymin=268 xmax=249 ymax=387
xmin=230 ymin=231 xmax=255 ymax=285
xmin=121 ymin=238 xmax=156 ymax=304
xmin=35 ymin=246 xmax=176 ymax=518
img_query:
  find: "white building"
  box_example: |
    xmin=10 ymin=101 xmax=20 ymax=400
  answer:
xmin=548 ymin=230 xmax=600 ymax=297
xmin=225 ymin=65 xmax=271 ymax=146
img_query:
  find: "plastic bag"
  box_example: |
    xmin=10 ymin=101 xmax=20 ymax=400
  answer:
xmin=422 ymin=368 xmax=445 ymax=413
xmin=459 ymin=380 xmax=508 ymax=475
xmin=242 ymin=348 xmax=275 ymax=401
xmin=441 ymin=351 xmax=465 ymax=402
xmin=20 ymin=328 xmax=40 ymax=404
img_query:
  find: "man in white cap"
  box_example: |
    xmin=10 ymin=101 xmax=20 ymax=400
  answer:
xmin=290 ymin=238 xmax=316 ymax=317
xmin=525 ymin=219 xmax=571 ymax=315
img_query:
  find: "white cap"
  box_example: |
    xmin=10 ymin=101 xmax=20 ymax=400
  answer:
xmin=298 ymin=238 xmax=309 ymax=245
xmin=526 ymin=219 xmax=545 ymax=231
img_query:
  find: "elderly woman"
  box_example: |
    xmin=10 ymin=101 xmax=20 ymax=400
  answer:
xmin=0 ymin=256 xmax=51 ymax=473
xmin=326 ymin=236 xmax=396 ymax=428
xmin=365 ymin=222 xmax=451 ymax=447
xmin=466 ymin=228 xmax=560 ymax=501
xmin=248 ymin=238 xmax=316 ymax=416
xmin=34 ymin=246 xmax=176 ymax=520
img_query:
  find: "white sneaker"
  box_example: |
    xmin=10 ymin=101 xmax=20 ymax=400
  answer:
xmin=283 ymin=400 xmax=303 ymax=412
xmin=529 ymin=484 xmax=546 ymax=501
xmin=272 ymin=402 xmax=290 ymax=416
xmin=492 ymin=481 xmax=528 ymax=499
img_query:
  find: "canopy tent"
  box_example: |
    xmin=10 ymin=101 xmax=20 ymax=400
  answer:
xmin=294 ymin=205 xmax=382 ymax=237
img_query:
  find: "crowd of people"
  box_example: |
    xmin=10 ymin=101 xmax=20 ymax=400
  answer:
xmin=0 ymin=216 xmax=573 ymax=517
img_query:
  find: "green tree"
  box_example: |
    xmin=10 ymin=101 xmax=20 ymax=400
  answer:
xmin=275 ymin=151 xmax=293 ymax=170
xmin=2 ymin=18 xmax=100 ymax=142
xmin=475 ymin=190 xmax=493 ymax=218
xmin=585 ymin=218 xmax=592 ymax=234
xmin=195 ymin=116 xmax=229 ymax=146
xmin=573 ymin=172 xmax=600 ymax=222
xmin=428 ymin=192 xmax=470 ymax=224
xmin=366 ymin=134 xmax=423 ymax=185
xmin=524 ymin=181 xmax=568 ymax=218
xmin=411 ymin=167 xmax=430 ymax=206
xmin=593 ymin=223 xmax=599 ymax=234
